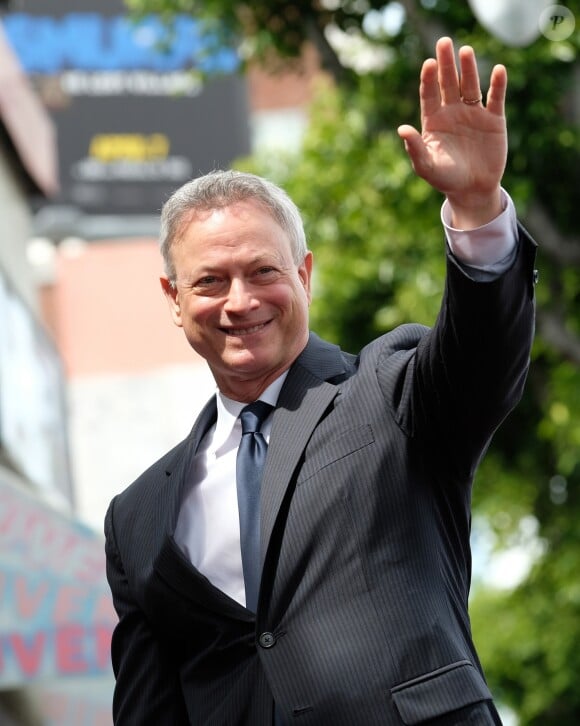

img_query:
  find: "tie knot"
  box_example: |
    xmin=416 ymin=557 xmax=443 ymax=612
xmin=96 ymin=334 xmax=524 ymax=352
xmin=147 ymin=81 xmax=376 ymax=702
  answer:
xmin=240 ymin=401 xmax=273 ymax=435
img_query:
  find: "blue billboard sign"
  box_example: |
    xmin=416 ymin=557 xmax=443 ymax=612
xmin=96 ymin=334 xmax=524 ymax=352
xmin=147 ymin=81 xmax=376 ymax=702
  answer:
xmin=4 ymin=13 xmax=239 ymax=74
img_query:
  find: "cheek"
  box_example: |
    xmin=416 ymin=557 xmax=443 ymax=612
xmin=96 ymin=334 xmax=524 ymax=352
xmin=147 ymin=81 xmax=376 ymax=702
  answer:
xmin=181 ymin=299 xmax=216 ymax=331
xmin=275 ymin=280 xmax=309 ymax=307
xmin=295 ymin=283 xmax=312 ymax=313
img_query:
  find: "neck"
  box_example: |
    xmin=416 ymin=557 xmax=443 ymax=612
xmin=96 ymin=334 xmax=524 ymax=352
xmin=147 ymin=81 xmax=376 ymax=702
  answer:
xmin=213 ymin=366 xmax=292 ymax=404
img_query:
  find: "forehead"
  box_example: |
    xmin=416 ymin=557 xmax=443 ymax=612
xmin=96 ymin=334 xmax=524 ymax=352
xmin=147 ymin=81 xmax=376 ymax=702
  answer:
xmin=173 ymin=200 xmax=291 ymax=258
xmin=177 ymin=199 xmax=279 ymax=237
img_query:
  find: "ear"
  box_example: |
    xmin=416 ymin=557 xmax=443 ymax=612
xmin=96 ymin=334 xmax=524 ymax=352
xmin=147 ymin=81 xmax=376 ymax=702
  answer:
xmin=160 ymin=276 xmax=183 ymax=328
xmin=299 ymin=251 xmax=314 ymax=304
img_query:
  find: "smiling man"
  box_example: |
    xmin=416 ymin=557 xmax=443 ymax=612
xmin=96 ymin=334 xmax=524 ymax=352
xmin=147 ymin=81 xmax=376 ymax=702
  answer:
xmin=104 ymin=38 xmax=537 ymax=725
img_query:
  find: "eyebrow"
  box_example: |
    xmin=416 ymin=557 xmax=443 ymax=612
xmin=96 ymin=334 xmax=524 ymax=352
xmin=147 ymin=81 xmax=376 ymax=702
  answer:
xmin=175 ymin=252 xmax=288 ymax=283
xmin=199 ymin=252 xmax=286 ymax=273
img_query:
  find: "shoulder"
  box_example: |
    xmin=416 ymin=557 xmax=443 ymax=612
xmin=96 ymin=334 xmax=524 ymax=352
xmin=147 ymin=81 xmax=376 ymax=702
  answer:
xmin=107 ymin=437 xmax=188 ymax=521
xmin=356 ymin=323 xmax=431 ymax=373
xmin=374 ymin=323 xmax=430 ymax=356
xmin=297 ymin=326 xmax=430 ymax=384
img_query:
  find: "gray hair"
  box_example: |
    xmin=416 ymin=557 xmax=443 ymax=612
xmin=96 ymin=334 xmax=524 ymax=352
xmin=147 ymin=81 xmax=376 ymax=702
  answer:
xmin=159 ymin=170 xmax=308 ymax=282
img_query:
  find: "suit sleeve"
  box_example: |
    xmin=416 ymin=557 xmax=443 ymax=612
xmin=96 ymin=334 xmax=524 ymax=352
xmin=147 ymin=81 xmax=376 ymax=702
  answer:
xmin=105 ymin=499 xmax=190 ymax=726
xmin=406 ymin=224 xmax=537 ymax=481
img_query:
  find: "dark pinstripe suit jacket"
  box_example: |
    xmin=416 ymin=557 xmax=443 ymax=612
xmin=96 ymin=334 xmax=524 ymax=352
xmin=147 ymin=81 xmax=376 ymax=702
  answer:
xmin=105 ymin=228 xmax=537 ymax=725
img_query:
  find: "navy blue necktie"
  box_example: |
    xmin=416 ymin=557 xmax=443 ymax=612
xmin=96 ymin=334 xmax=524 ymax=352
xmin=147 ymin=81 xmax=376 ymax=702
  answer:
xmin=236 ymin=401 xmax=273 ymax=612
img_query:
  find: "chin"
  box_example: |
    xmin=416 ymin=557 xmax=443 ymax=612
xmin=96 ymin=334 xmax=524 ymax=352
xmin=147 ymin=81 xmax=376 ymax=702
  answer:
xmin=223 ymin=350 xmax=270 ymax=373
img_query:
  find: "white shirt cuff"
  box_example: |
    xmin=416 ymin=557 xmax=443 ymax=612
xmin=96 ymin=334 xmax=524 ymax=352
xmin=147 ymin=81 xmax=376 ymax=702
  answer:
xmin=442 ymin=189 xmax=518 ymax=270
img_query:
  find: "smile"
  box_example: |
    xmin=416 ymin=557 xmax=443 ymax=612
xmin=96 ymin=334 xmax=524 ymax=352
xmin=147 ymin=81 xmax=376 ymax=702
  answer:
xmin=223 ymin=322 xmax=268 ymax=336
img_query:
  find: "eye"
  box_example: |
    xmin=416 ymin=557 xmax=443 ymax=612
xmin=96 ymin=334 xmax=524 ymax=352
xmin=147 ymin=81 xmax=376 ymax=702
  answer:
xmin=253 ymin=266 xmax=278 ymax=280
xmin=192 ymin=275 xmax=225 ymax=294
xmin=198 ymin=275 xmax=219 ymax=286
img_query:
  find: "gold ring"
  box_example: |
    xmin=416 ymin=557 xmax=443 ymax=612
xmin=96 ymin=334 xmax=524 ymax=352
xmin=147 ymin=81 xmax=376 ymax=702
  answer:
xmin=461 ymin=96 xmax=482 ymax=105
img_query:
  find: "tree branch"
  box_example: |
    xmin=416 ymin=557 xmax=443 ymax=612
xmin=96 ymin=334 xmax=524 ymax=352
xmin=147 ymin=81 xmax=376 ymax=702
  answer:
xmin=398 ymin=0 xmax=448 ymax=52
xmin=305 ymin=17 xmax=346 ymax=85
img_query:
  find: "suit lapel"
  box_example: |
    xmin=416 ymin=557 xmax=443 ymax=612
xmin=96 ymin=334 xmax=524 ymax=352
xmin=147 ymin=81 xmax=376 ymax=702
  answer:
xmin=151 ymin=395 xmax=254 ymax=620
xmin=260 ymin=333 xmax=350 ymax=560
xmin=153 ymin=395 xmax=218 ymax=540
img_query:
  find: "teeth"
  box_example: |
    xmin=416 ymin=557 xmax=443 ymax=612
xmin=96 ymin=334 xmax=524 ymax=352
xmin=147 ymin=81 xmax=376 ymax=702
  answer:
xmin=227 ymin=323 xmax=265 ymax=335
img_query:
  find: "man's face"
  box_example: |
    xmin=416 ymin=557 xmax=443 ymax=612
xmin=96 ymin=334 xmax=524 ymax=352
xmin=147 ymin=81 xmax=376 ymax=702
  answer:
xmin=161 ymin=200 xmax=313 ymax=401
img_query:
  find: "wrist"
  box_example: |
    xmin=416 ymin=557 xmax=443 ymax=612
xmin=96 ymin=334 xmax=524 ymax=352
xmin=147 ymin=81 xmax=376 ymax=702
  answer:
xmin=446 ymin=188 xmax=503 ymax=230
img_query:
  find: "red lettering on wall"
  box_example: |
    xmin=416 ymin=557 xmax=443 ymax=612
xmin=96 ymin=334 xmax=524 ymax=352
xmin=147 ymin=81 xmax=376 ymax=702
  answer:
xmin=94 ymin=625 xmax=113 ymax=670
xmin=0 ymin=502 xmax=20 ymax=536
xmin=10 ymin=632 xmax=46 ymax=676
xmin=54 ymin=584 xmax=86 ymax=622
xmin=15 ymin=576 xmax=50 ymax=619
xmin=56 ymin=625 xmax=89 ymax=674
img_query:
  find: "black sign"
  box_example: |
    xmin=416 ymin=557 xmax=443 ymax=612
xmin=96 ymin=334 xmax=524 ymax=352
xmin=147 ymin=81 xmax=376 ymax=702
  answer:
xmin=4 ymin=0 xmax=251 ymax=219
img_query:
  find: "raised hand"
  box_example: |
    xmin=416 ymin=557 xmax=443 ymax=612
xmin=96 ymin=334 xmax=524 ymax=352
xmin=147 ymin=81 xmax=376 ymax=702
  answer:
xmin=397 ymin=37 xmax=508 ymax=229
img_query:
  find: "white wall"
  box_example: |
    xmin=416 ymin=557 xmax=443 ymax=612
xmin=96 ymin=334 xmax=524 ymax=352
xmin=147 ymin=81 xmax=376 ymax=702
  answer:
xmin=68 ymin=362 xmax=215 ymax=532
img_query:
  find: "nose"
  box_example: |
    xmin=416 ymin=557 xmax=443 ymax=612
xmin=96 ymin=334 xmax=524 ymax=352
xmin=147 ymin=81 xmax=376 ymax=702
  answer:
xmin=223 ymin=277 xmax=258 ymax=314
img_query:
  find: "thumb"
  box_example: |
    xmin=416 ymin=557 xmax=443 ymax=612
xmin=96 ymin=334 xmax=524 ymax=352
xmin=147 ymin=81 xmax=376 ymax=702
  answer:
xmin=397 ymin=124 xmax=430 ymax=178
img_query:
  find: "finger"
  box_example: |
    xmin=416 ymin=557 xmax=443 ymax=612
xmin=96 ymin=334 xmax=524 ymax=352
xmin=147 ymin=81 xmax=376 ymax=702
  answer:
xmin=419 ymin=58 xmax=441 ymax=119
xmin=486 ymin=64 xmax=507 ymax=117
xmin=458 ymin=45 xmax=482 ymax=105
xmin=436 ymin=36 xmax=460 ymax=105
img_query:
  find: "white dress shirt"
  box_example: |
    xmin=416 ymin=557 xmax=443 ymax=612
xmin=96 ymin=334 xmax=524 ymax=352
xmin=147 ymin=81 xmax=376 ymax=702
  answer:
xmin=174 ymin=192 xmax=518 ymax=606
xmin=174 ymin=374 xmax=288 ymax=606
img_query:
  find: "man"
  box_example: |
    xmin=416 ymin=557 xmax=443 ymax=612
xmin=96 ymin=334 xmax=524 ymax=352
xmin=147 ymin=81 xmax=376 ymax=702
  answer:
xmin=105 ymin=37 xmax=537 ymax=725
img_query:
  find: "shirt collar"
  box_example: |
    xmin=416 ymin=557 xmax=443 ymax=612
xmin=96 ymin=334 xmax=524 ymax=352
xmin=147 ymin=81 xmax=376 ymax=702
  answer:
xmin=211 ymin=371 xmax=289 ymax=456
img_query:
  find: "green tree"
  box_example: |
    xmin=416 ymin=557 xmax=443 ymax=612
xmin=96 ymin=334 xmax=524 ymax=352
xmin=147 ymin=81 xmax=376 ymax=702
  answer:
xmin=128 ymin=1 xmax=580 ymax=721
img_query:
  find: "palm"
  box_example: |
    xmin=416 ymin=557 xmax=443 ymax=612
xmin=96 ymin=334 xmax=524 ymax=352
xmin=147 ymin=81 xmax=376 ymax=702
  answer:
xmin=419 ymin=103 xmax=507 ymax=197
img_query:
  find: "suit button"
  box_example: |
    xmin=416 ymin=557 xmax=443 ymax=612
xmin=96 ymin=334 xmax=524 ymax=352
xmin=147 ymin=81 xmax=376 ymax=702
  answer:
xmin=533 ymin=269 xmax=539 ymax=284
xmin=258 ymin=632 xmax=276 ymax=649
